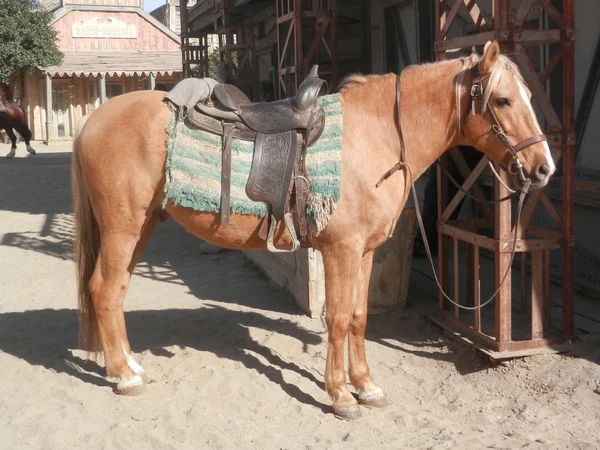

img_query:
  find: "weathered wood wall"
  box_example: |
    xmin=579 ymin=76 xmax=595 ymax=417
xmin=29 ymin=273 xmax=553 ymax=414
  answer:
xmin=64 ymin=0 xmax=142 ymax=6
xmin=54 ymin=10 xmax=180 ymax=51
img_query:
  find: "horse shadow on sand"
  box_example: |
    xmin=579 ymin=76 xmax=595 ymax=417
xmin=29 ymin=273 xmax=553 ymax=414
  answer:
xmin=0 ymin=150 xmax=498 ymax=410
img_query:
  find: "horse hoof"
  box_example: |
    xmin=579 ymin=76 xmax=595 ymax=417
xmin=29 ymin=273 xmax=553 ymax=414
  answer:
xmin=358 ymin=388 xmax=389 ymax=408
xmin=115 ymin=375 xmax=145 ymax=396
xmin=6 ymin=152 xmax=15 ymax=159
xmin=333 ymin=404 xmax=362 ymax=421
xmin=138 ymin=371 xmax=150 ymax=384
xmin=27 ymin=148 xmax=36 ymax=156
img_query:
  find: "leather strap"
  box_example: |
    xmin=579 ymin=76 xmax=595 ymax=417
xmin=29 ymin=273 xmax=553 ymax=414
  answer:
xmin=221 ymin=123 xmax=233 ymax=227
xmin=513 ymin=134 xmax=547 ymax=153
xmin=376 ymin=74 xmax=406 ymax=187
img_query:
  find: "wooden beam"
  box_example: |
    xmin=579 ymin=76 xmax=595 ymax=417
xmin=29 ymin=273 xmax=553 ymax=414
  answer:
xmin=44 ymin=74 xmax=53 ymax=144
xmin=99 ymin=74 xmax=107 ymax=104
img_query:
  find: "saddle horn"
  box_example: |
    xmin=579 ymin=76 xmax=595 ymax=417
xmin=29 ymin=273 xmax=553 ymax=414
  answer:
xmin=294 ymin=65 xmax=326 ymax=112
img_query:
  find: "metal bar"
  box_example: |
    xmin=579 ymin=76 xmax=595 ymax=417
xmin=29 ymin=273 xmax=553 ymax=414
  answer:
xmin=438 ymin=161 xmax=447 ymax=312
xmin=540 ymin=192 xmax=563 ymax=227
xmin=461 ymin=0 xmax=487 ymax=31
xmin=467 ymin=243 xmax=474 ymax=306
xmin=448 ymin=148 xmax=494 ymax=221
xmin=330 ymin=0 xmax=337 ymax=89
xmin=514 ymin=49 xmax=562 ymax=130
xmin=521 ymin=252 xmax=527 ymax=314
xmin=279 ymin=21 xmax=294 ymax=71
xmin=440 ymin=0 xmax=463 ymax=38
xmin=438 ymin=0 xmax=447 ymax=39
xmin=544 ymin=250 xmax=551 ymax=327
xmin=473 ymin=244 xmax=480 ymax=332
xmin=528 ymin=227 xmax=563 ymax=239
xmin=276 ymin=11 xmax=296 ymax=24
xmin=494 ymin=166 xmax=512 ymax=345
xmin=513 ymin=0 xmax=536 ymax=29
xmin=498 ymin=238 xmax=561 ymax=253
xmin=439 ymin=224 xmax=497 ymax=250
xmin=575 ymin=31 xmax=600 ymax=160
xmin=562 ymin=0 xmax=575 ymax=338
xmin=539 ymin=47 xmax=564 ymax=85
xmin=514 ymin=29 xmax=562 ymax=45
xmin=537 ymin=0 xmax=565 ymax=28
xmin=531 ymin=251 xmax=544 ymax=339
xmin=435 ymin=0 xmax=442 ymax=42
xmin=501 ymin=338 xmax=566 ymax=352
xmin=441 ymin=314 xmax=500 ymax=350
xmin=434 ymin=31 xmax=497 ymax=52
xmin=454 ymin=237 xmax=459 ymax=319
xmin=293 ymin=0 xmax=304 ymax=91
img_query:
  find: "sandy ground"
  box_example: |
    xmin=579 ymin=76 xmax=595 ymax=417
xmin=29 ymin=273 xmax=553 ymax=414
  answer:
xmin=1 ymin=141 xmax=600 ymax=449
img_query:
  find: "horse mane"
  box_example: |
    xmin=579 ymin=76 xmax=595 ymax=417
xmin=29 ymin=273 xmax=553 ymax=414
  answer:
xmin=338 ymin=73 xmax=373 ymax=91
xmin=338 ymin=53 xmax=526 ymax=134
xmin=455 ymin=53 xmax=525 ymax=132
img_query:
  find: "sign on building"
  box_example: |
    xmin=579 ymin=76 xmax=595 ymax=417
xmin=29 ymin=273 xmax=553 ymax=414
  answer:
xmin=72 ymin=17 xmax=137 ymax=38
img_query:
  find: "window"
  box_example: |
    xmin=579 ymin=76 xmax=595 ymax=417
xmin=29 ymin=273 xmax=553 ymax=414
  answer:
xmin=106 ymin=83 xmax=124 ymax=99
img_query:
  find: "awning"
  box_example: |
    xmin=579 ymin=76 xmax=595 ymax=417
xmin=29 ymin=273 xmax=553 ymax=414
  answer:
xmin=42 ymin=51 xmax=183 ymax=77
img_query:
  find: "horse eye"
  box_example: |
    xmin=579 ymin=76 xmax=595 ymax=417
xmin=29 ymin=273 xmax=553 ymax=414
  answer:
xmin=496 ymin=98 xmax=511 ymax=107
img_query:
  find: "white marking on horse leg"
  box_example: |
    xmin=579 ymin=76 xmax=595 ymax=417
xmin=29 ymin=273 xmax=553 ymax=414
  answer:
xmin=116 ymin=374 xmax=145 ymax=395
xmin=122 ymin=345 xmax=145 ymax=376
xmin=6 ymin=148 xmax=16 ymax=159
xmin=26 ymin=145 xmax=36 ymax=155
xmin=517 ymin=80 xmax=556 ymax=174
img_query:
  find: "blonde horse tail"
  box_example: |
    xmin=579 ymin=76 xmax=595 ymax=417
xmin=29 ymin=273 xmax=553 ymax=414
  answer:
xmin=72 ymin=115 xmax=102 ymax=354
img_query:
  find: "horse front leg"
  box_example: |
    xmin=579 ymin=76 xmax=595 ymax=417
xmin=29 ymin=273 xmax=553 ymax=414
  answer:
xmin=5 ymin=127 xmax=17 ymax=159
xmin=322 ymin=245 xmax=363 ymax=420
xmin=348 ymin=251 xmax=389 ymax=408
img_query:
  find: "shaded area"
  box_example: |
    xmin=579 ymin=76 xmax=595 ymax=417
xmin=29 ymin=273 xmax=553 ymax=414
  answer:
xmin=0 ymin=152 xmax=73 ymax=215
xmin=0 ymin=307 xmax=327 ymax=411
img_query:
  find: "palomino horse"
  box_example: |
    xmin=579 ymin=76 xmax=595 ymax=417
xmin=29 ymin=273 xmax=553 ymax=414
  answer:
xmin=72 ymin=42 xmax=554 ymax=419
xmin=0 ymin=103 xmax=35 ymax=159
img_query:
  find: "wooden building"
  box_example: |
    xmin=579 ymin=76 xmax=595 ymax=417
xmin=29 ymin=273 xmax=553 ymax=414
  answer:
xmin=25 ymin=0 xmax=183 ymax=142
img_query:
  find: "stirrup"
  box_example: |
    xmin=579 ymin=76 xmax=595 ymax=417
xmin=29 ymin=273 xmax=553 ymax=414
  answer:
xmin=266 ymin=213 xmax=300 ymax=253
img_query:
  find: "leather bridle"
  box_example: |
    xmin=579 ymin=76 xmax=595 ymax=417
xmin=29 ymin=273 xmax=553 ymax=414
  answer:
xmin=376 ymin=59 xmax=549 ymax=311
xmin=468 ymin=63 xmax=547 ymax=194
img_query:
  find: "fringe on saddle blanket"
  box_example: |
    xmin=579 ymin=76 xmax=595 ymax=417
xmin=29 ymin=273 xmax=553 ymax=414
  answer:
xmin=163 ymin=90 xmax=343 ymax=236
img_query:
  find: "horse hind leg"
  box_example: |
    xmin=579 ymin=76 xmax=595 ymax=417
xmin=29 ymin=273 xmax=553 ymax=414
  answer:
xmin=116 ymin=213 xmax=161 ymax=384
xmin=14 ymin=122 xmax=35 ymax=155
xmin=5 ymin=127 xmax=17 ymax=159
xmin=348 ymin=251 xmax=388 ymax=408
xmin=88 ymin=230 xmax=148 ymax=395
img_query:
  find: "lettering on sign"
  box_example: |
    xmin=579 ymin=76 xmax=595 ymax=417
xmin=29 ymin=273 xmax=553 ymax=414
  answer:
xmin=72 ymin=17 xmax=137 ymax=39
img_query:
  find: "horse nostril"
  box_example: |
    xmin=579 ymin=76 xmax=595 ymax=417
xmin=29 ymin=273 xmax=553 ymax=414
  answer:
xmin=535 ymin=163 xmax=551 ymax=179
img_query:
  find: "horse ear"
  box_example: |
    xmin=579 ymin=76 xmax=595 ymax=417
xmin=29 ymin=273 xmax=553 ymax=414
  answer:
xmin=479 ymin=40 xmax=500 ymax=74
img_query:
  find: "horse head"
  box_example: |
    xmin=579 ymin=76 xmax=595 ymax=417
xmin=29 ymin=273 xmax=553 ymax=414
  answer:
xmin=461 ymin=41 xmax=555 ymax=191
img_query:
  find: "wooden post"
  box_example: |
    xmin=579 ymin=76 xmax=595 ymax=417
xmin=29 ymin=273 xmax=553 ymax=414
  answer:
xmin=44 ymin=73 xmax=53 ymax=144
xmin=149 ymin=73 xmax=156 ymax=90
xmin=495 ymin=166 xmax=512 ymax=349
xmin=99 ymin=74 xmax=107 ymax=104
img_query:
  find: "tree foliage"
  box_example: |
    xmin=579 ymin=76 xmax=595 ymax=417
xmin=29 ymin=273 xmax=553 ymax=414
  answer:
xmin=0 ymin=0 xmax=63 ymax=85
xmin=191 ymin=48 xmax=238 ymax=79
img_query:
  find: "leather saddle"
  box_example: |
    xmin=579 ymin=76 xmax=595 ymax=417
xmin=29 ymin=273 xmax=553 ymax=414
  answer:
xmin=187 ymin=65 xmax=327 ymax=252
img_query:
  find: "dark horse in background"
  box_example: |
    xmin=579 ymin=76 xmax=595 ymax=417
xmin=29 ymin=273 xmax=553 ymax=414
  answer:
xmin=0 ymin=103 xmax=35 ymax=159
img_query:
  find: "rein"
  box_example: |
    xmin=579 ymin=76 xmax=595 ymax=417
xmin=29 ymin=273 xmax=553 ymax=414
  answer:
xmin=376 ymin=60 xmax=545 ymax=311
